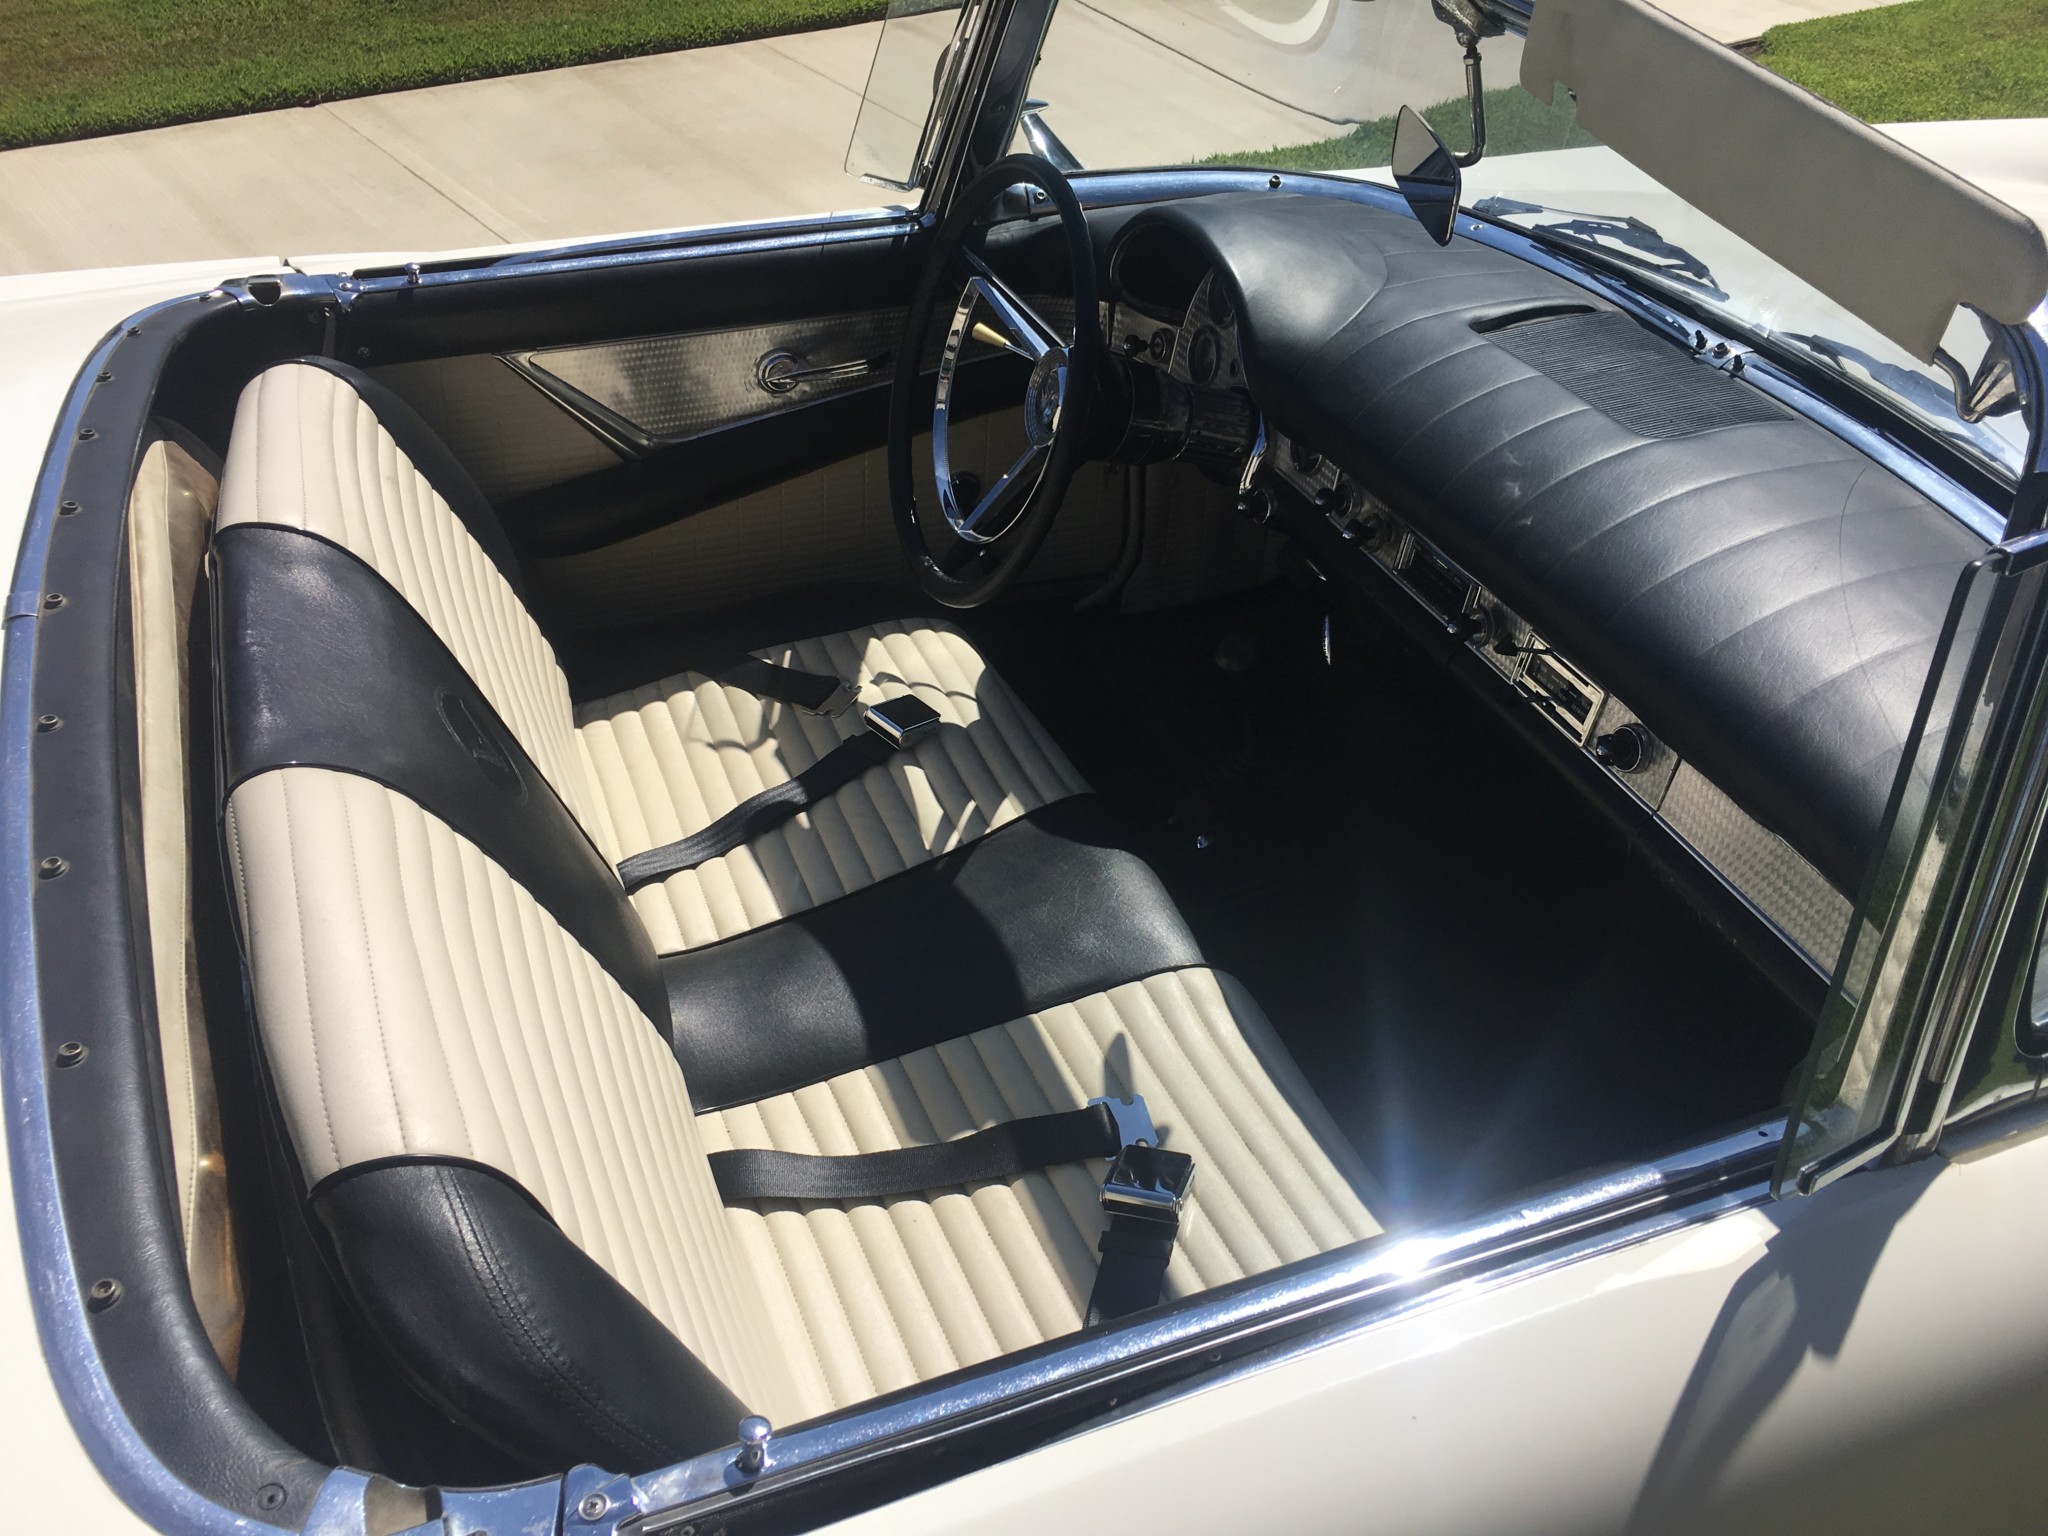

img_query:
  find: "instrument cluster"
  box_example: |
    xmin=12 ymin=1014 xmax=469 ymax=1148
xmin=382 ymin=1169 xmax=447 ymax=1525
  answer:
xmin=1108 ymin=268 xmax=1245 ymax=391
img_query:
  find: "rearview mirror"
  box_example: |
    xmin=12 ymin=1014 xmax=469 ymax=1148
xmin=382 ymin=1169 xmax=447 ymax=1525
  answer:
xmin=1391 ymin=105 xmax=1461 ymax=246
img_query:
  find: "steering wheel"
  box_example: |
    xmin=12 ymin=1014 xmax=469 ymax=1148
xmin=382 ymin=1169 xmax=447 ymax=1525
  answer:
xmin=888 ymin=154 xmax=1102 ymax=608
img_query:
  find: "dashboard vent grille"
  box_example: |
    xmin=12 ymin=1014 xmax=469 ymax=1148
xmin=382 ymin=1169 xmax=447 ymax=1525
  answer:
xmin=1484 ymin=311 xmax=1790 ymax=439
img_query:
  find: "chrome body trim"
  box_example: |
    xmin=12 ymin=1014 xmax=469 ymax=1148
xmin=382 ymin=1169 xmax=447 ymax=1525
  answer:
xmin=0 ymin=298 xmax=312 ymax=1535
xmin=332 ymin=211 xmax=926 ymax=300
xmin=613 ymin=1119 xmax=1782 ymax=1534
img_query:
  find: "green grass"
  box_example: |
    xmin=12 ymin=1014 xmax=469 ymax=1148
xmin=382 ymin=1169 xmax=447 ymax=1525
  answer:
xmin=1752 ymin=0 xmax=2048 ymax=122
xmin=0 ymin=0 xmax=888 ymax=150
xmin=1204 ymin=84 xmax=1593 ymax=174
xmin=1209 ymin=0 xmax=2048 ymax=176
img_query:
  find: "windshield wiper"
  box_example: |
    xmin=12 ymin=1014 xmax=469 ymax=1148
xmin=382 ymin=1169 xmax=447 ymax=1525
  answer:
xmin=1472 ymin=196 xmax=1728 ymax=301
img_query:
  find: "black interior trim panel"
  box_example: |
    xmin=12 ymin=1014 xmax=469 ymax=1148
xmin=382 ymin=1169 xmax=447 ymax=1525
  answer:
xmin=1118 ymin=194 xmax=1986 ymax=892
xmin=661 ymin=797 xmax=1205 ymax=1112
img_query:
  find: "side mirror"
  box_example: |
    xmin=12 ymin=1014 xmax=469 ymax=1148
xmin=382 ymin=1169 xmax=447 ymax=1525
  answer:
xmin=1392 ymin=105 xmax=1462 ymax=247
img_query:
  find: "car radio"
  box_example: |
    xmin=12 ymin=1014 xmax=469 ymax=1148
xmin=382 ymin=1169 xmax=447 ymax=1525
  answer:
xmin=1259 ymin=429 xmax=1854 ymax=973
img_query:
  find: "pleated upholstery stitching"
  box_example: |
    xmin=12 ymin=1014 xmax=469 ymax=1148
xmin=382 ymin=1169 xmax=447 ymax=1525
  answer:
xmin=699 ymin=967 xmax=1382 ymax=1412
xmin=575 ymin=619 xmax=1089 ymax=952
xmin=225 ymin=767 xmax=796 ymax=1412
xmin=219 ymin=365 xmax=598 ymax=834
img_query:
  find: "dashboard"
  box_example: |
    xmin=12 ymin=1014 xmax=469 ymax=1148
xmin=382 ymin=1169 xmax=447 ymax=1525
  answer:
xmin=1094 ymin=191 xmax=1989 ymax=983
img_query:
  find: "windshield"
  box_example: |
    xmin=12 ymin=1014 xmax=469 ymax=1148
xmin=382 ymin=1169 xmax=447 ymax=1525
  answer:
xmin=1010 ymin=0 xmax=2034 ymax=481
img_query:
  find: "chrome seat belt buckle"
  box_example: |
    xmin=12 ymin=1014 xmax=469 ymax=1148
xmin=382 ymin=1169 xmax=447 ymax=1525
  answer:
xmin=863 ymin=694 xmax=942 ymax=750
xmin=1101 ymin=1144 xmax=1196 ymax=1223
xmin=1090 ymin=1094 xmax=1195 ymax=1223
xmin=799 ymin=679 xmax=860 ymax=719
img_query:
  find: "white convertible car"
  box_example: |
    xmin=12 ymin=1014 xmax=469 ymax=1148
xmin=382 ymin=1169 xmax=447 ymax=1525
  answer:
xmin=6 ymin=0 xmax=2048 ymax=1531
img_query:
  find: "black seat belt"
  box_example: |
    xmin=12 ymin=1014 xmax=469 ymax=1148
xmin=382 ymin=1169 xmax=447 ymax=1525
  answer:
xmin=708 ymin=1095 xmax=1196 ymax=1326
xmin=617 ymin=695 xmax=942 ymax=892
xmin=684 ymin=645 xmax=856 ymax=718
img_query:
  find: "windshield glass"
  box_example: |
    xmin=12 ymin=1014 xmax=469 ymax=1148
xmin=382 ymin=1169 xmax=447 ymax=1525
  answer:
xmin=1015 ymin=0 xmax=2033 ymax=481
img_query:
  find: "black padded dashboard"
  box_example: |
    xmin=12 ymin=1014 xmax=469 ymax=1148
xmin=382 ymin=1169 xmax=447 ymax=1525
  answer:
xmin=1112 ymin=193 xmax=1988 ymax=895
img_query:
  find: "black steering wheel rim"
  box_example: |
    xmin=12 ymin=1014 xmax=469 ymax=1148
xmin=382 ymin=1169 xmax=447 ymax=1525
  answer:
xmin=888 ymin=154 xmax=1102 ymax=608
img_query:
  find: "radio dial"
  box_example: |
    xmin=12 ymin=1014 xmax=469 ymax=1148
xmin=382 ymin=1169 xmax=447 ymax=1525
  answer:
xmin=1593 ymin=723 xmax=1652 ymax=773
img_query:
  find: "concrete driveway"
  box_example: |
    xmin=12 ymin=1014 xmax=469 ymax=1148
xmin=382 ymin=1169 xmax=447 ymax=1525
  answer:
xmin=0 ymin=0 xmax=1971 ymax=278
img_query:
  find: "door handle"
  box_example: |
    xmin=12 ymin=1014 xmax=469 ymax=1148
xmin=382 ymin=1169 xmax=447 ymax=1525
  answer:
xmin=756 ymin=348 xmax=890 ymax=395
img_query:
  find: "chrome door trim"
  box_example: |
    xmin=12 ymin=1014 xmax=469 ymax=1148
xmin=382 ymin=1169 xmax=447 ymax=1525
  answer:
xmin=559 ymin=1119 xmax=1783 ymax=1536
xmin=332 ymin=209 xmax=926 ymax=302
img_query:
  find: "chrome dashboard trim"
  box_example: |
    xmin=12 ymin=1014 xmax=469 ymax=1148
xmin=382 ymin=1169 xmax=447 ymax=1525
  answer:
xmin=609 ymin=1118 xmax=1783 ymax=1535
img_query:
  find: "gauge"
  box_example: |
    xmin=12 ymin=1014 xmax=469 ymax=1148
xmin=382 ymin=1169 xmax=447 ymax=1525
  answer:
xmin=1207 ymin=282 xmax=1234 ymax=327
xmin=1188 ymin=327 xmax=1220 ymax=385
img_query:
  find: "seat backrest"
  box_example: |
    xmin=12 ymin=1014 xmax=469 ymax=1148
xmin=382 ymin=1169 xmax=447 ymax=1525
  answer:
xmin=214 ymin=360 xmax=798 ymax=1469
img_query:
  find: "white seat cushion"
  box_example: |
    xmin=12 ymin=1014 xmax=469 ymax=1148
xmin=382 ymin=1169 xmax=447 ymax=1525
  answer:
xmin=699 ymin=967 xmax=1385 ymax=1421
xmin=575 ymin=620 xmax=1091 ymax=955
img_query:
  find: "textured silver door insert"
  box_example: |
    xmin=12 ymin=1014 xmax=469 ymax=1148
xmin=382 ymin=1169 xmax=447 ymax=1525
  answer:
xmin=518 ymin=311 xmax=911 ymax=446
xmin=515 ymin=298 xmax=1075 ymax=450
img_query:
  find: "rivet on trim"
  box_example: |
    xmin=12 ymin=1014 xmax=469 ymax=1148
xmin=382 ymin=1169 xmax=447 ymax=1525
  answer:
xmin=42 ymin=592 xmax=65 ymax=610
xmin=54 ymin=1041 xmax=86 ymax=1069
xmin=95 ymin=371 xmax=112 ymax=384
xmin=256 ymin=1485 xmax=287 ymax=1513
xmin=76 ymin=427 xmax=96 ymax=441
xmin=85 ymin=1278 xmax=122 ymax=1312
xmin=37 ymin=855 xmax=68 ymax=879
xmin=36 ymin=714 xmax=61 ymax=732
xmin=57 ymin=500 xmax=80 ymax=516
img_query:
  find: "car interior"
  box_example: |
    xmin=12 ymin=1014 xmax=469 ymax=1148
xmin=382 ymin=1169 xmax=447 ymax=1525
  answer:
xmin=47 ymin=146 xmax=2001 ymax=1516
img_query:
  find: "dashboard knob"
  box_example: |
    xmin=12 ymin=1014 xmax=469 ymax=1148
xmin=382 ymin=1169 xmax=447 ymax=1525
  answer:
xmin=1236 ymin=486 xmax=1277 ymax=524
xmin=1593 ymin=723 xmax=1651 ymax=773
xmin=1449 ymin=607 xmax=1493 ymax=645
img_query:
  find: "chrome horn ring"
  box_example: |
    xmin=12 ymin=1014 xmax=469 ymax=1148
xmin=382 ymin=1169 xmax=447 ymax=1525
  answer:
xmin=934 ymin=259 xmax=1072 ymax=544
xmin=887 ymin=153 xmax=1102 ymax=608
